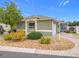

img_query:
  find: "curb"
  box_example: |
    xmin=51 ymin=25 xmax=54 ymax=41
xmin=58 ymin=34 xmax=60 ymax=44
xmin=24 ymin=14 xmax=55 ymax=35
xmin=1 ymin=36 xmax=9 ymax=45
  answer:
xmin=0 ymin=46 xmax=36 ymax=53
xmin=0 ymin=46 xmax=79 ymax=57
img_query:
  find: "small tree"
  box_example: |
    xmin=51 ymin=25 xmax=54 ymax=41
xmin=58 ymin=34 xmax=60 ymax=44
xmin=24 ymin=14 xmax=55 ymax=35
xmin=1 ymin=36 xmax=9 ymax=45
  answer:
xmin=0 ymin=2 xmax=23 ymax=31
xmin=68 ymin=21 xmax=79 ymax=26
xmin=5 ymin=2 xmax=23 ymax=30
xmin=0 ymin=7 xmax=6 ymax=23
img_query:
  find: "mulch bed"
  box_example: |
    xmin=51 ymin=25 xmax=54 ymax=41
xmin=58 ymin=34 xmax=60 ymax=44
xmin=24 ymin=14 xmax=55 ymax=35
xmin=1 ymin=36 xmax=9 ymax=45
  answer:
xmin=0 ymin=38 xmax=75 ymax=50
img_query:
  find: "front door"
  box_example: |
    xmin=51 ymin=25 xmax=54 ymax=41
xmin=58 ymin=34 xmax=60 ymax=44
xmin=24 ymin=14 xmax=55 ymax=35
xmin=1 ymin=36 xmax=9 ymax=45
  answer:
xmin=27 ymin=21 xmax=35 ymax=33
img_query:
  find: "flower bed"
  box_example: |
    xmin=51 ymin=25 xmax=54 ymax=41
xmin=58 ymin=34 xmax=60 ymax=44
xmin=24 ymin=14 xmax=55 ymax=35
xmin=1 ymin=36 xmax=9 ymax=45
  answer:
xmin=0 ymin=38 xmax=75 ymax=50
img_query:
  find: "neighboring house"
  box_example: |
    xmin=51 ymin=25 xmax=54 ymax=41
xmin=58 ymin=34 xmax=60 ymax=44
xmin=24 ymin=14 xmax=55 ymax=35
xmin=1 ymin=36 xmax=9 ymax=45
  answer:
xmin=67 ymin=26 xmax=79 ymax=34
xmin=67 ymin=26 xmax=76 ymax=31
xmin=0 ymin=23 xmax=11 ymax=32
xmin=17 ymin=16 xmax=63 ymax=36
xmin=60 ymin=23 xmax=68 ymax=32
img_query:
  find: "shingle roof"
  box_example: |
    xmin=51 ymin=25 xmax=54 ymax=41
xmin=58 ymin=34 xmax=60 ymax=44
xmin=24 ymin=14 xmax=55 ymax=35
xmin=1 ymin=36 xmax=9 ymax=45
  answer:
xmin=24 ymin=16 xmax=64 ymax=23
xmin=26 ymin=16 xmax=51 ymax=19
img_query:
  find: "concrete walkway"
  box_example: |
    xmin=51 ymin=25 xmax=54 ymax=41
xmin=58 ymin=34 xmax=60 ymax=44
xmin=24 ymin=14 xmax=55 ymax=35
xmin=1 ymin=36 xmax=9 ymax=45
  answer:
xmin=0 ymin=33 xmax=79 ymax=57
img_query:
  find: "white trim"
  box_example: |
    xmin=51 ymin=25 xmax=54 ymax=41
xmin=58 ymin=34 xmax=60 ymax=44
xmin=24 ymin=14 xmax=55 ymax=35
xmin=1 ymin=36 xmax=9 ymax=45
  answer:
xmin=27 ymin=21 xmax=35 ymax=23
xmin=25 ymin=21 xmax=28 ymax=34
xmin=37 ymin=30 xmax=52 ymax=32
xmin=52 ymin=21 xmax=53 ymax=36
xmin=26 ymin=19 xmax=36 ymax=21
xmin=35 ymin=20 xmax=37 ymax=31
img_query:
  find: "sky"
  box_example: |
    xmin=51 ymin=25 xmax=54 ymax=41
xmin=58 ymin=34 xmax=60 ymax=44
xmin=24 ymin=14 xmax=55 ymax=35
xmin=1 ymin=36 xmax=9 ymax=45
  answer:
xmin=0 ymin=0 xmax=79 ymax=22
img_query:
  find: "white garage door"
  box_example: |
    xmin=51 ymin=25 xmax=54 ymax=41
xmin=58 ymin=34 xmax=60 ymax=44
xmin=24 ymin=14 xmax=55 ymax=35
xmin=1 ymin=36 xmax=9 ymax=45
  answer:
xmin=52 ymin=24 xmax=56 ymax=36
xmin=76 ymin=26 xmax=79 ymax=34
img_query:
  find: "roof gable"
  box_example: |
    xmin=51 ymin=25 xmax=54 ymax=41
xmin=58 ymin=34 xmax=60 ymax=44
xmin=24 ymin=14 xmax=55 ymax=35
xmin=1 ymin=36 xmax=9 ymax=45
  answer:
xmin=23 ymin=16 xmax=63 ymax=23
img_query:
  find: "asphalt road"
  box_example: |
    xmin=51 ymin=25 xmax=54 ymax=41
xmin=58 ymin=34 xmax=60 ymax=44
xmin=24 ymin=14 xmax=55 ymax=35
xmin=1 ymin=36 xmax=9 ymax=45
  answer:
xmin=0 ymin=51 xmax=77 ymax=58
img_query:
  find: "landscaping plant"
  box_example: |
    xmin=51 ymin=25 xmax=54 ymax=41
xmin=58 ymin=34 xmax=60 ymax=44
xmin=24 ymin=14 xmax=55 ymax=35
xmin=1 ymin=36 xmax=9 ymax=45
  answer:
xmin=65 ymin=30 xmax=76 ymax=33
xmin=4 ymin=31 xmax=25 ymax=41
xmin=4 ymin=34 xmax=12 ymax=40
xmin=11 ymin=31 xmax=25 ymax=41
xmin=0 ymin=2 xmax=23 ymax=32
xmin=40 ymin=36 xmax=51 ymax=44
xmin=27 ymin=32 xmax=43 ymax=40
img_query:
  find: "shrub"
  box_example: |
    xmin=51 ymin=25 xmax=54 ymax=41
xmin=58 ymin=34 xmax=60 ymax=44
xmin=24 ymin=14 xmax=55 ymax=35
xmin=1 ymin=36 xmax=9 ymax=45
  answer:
xmin=4 ymin=34 xmax=12 ymax=40
xmin=12 ymin=35 xmax=22 ymax=41
xmin=65 ymin=30 xmax=76 ymax=33
xmin=4 ymin=31 xmax=25 ymax=41
xmin=70 ymin=30 xmax=76 ymax=33
xmin=65 ymin=30 xmax=70 ymax=33
xmin=11 ymin=31 xmax=25 ymax=41
xmin=40 ymin=36 xmax=51 ymax=44
xmin=27 ymin=32 xmax=43 ymax=40
xmin=13 ymin=29 xmax=17 ymax=32
xmin=18 ymin=31 xmax=25 ymax=36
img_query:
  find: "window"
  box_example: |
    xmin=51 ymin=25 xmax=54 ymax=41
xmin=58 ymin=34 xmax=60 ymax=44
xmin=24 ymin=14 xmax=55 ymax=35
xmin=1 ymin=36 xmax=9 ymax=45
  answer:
xmin=17 ymin=22 xmax=25 ymax=29
xmin=29 ymin=23 xmax=35 ymax=29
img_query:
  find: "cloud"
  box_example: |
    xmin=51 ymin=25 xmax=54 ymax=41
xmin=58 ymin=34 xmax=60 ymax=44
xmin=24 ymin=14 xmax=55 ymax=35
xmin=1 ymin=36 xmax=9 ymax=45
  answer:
xmin=63 ymin=0 xmax=70 ymax=6
xmin=58 ymin=0 xmax=70 ymax=7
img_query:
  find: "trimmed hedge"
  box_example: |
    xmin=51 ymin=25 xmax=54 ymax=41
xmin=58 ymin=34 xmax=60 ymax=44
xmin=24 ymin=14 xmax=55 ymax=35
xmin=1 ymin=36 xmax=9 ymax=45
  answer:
xmin=27 ymin=32 xmax=43 ymax=40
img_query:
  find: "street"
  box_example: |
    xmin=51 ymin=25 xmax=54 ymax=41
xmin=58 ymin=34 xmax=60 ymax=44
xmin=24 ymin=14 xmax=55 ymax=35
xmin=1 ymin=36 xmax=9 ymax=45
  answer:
xmin=0 ymin=51 xmax=76 ymax=58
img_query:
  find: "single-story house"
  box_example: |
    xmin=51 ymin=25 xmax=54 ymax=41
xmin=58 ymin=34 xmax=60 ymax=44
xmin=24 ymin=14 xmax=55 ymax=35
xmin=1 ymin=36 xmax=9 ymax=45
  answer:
xmin=17 ymin=16 xmax=63 ymax=36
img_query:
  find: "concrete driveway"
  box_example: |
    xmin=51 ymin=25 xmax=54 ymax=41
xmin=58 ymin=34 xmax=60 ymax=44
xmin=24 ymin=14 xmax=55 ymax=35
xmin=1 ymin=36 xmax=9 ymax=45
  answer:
xmin=60 ymin=33 xmax=79 ymax=57
xmin=60 ymin=33 xmax=79 ymax=47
